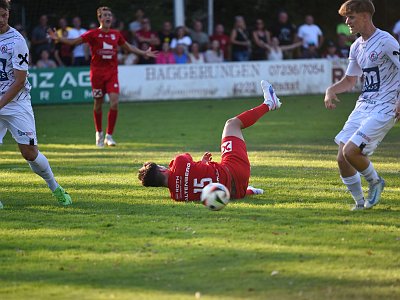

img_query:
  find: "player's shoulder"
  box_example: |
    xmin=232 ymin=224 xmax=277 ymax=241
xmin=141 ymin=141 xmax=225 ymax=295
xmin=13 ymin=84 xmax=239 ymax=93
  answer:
xmin=1 ymin=27 xmax=27 ymax=48
xmin=376 ymin=29 xmax=398 ymax=42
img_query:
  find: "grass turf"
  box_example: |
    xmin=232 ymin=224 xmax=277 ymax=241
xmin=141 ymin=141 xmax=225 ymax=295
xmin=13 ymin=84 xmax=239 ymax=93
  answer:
xmin=0 ymin=94 xmax=399 ymax=300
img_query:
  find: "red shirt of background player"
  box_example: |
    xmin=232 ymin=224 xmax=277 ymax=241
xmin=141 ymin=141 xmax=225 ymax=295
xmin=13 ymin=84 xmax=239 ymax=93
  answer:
xmin=167 ymin=153 xmax=232 ymax=201
xmin=81 ymin=28 xmax=126 ymax=72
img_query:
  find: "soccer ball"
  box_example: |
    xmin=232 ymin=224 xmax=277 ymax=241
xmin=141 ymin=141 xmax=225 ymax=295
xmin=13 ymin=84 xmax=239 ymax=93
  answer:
xmin=200 ymin=183 xmax=230 ymax=211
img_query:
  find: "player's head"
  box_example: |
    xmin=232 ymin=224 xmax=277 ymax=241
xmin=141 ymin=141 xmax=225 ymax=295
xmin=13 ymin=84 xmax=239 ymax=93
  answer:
xmin=0 ymin=0 xmax=10 ymax=11
xmin=97 ymin=6 xmax=113 ymax=28
xmin=138 ymin=162 xmax=168 ymax=187
xmin=0 ymin=0 xmax=10 ymax=31
xmin=339 ymin=0 xmax=375 ymax=17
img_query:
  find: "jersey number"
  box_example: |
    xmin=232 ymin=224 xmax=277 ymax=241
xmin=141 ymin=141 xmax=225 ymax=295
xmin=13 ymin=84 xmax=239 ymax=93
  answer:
xmin=193 ymin=178 xmax=213 ymax=193
xmin=0 ymin=58 xmax=8 ymax=81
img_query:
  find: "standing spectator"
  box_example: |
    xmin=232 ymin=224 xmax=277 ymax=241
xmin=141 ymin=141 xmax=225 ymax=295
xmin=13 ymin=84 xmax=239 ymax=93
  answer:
xmin=300 ymin=42 xmax=320 ymax=59
xmin=297 ymin=15 xmax=324 ymax=56
xmin=251 ymin=18 xmax=271 ymax=61
xmin=170 ymin=26 xmax=192 ymax=53
xmin=68 ymin=17 xmax=89 ymax=66
xmin=174 ymin=44 xmax=190 ymax=64
xmin=30 ymin=15 xmax=52 ymax=65
xmin=36 ymin=49 xmax=57 ymax=68
xmin=156 ymin=41 xmax=175 ymax=64
xmin=392 ymin=19 xmax=400 ymax=43
xmin=336 ymin=16 xmax=355 ymax=46
xmin=269 ymin=10 xmax=297 ymax=59
xmin=210 ymin=24 xmax=230 ymax=60
xmin=230 ymin=16 xmax=251 ymax=61
xmin=336 ymin=33 xmax=350 ymax=58
xmin=321 ymin=40 xmax=341 ymax=61
xmin=56 ymin=17 xmax=71 ymax=39
xmin=264 ymin=37 xmax=302 ymax=61
xmin=137 ymin=42 xmax=156 ymax=64
xmin=129 ymin=8 xmax=144 ymax=33
xmin=136 ymin=18 xmax=160 ymax=49
xmin=188 ymin=20 xmax=209 ymax=52
xmin=158 ymin=21 xmax=175 ymax=49
xmin=188 ymin=42 xmax=205 ymax=63
xmin=54 ymin=22 xmax=73 ymax=66
xmin=48 ymin=6 xmax=157 ymax=147
xmin=204 ymin=40 xmax=224 ymax=63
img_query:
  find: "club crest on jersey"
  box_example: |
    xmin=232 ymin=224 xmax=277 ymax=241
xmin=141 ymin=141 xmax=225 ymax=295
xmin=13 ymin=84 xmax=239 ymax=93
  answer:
xmin=221 ymin=141 xmax=232 ymax=154
xmin=111 ymin=34 xmax=116 ymax=40
xmin=369 ymin=51 xmax=378 ymax=62
xmin=0 ymin=45 xmax=7 ymax=53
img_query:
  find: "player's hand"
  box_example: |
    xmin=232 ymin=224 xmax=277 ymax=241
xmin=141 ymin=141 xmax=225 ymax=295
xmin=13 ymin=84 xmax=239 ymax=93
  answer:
xmin=47 ymin=28 xmax=59 ymax=41
xmin=144 ymin=47 xmax=158 ymax=58
xmin=201 ymin=152 xmax=212 ymax=163
xmin=324 ymin=88 xmax=340 ymax=110
xmin=394 ymin=100 xmax=400 ymax=122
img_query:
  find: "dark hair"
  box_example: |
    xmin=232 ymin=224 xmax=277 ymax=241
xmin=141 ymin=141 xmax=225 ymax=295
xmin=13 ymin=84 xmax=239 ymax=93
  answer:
xmin=97 ymin=6 xmax=112 ymax=19
xmin=0 ymin=0 xmax=10 ymax=11
xmin=339 ymin=0 xmax=375 ymax=16
xmin=138 ymin=162 xmax=165 ymax=187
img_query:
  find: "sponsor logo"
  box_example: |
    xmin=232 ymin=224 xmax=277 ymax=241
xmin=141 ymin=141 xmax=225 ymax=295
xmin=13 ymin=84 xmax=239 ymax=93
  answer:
xmin=92 ymin=89 xmax=103 ymax=98
xmin=184 ymin=163 xmax=191 ymax=201
xmin=356 ymin=130 xmax=371 ymax=142
xmin=362 ymin=66 xmax=380 ymax=93
xmin=221 ymin=141 xmax=232 ymax=154
xmin=97 ymin=49 xmax=115 ymax=56
xmin=369 ymin=51 xmax=378 ymax=62
xmin=17 ymin=129 xmax=34 ymax=137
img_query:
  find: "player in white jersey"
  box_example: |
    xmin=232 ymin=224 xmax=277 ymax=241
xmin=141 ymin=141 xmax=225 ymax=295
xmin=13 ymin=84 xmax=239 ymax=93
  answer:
xmin=324 ymin=0 xmax=400 ymax=210
xmin=0 ymin=0 xmax=72 ymax=206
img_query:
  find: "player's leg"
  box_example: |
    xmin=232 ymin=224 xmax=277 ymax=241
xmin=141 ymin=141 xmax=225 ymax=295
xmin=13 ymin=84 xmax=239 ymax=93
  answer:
xmin=222 ymin=80 xmax=281 ymax=140
xmin=104 ymin=92 xmax=119 ymax=146
xmin=93 ymin=96 xmax=104 ymax=147
xmin=337 ymin=143 xmax=365 ymax=210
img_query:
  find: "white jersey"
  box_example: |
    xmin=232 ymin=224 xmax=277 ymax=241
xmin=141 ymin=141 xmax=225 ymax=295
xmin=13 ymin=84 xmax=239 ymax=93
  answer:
xmin=346 ymin=29 xmax=400 ymax=116
xmin=0 ymin=26 xmax=31 ymax=113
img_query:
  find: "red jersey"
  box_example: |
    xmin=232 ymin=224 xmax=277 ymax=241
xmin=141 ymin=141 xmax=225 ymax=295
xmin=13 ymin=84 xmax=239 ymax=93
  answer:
xmin=81 ymin=28 xmax=126 ymax=71
xmin=168 ymin=153 xmax=232 ymax=201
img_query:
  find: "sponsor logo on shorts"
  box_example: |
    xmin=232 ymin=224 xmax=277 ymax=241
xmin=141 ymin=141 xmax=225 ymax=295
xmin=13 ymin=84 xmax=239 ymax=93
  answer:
xmin=221 ymin=141 xmax=232 ymax=154
xmin=93 ymin=89 xmax=103 ymax=98
xmin=356 ymin=130 xmax=371 ymax=142
xmin=17 ymin=130 xmax=34 ymax=137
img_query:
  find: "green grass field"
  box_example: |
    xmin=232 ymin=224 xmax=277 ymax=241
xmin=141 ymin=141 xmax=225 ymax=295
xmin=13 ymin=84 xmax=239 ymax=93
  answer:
xmin=1 ymin=94 xmax=399 ymax=300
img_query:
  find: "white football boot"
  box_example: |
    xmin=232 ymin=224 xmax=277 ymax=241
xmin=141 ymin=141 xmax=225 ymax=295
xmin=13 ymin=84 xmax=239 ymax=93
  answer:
xmin=364 ymin=177 xmax=385 ymax=209
xmin=96 ymin=131 xmax=104 ymax=147
xmin=104 ymin=134 xmax=117 ymax=146
xmin=261 ymin=80 xmax=282 ymax=110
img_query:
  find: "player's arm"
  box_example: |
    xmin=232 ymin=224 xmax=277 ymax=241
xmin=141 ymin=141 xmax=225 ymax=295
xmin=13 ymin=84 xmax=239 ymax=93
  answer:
xmin=385 ymin=39 xmax=400 ymax=120
xmin=201 ymin=152 xmax=212 ymax=163
xmin=121 ymin=42 xmax=158 ymax=58
xmin=324 ymin=75 xmax=358 ymax=110
xmin=0 ymin=69 xmax=27 ymax=110
xmin=47 ymin=28 xmax=83 ymax=46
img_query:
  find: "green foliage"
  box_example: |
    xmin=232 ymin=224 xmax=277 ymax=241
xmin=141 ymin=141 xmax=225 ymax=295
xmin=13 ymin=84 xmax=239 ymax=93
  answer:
xmin=1 ymin=94 xmax=399 ymax=299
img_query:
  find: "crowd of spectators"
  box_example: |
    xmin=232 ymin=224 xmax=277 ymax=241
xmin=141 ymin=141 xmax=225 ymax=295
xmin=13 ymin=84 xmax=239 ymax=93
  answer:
xmin=16 ymin=8 xmax=400 ymax=69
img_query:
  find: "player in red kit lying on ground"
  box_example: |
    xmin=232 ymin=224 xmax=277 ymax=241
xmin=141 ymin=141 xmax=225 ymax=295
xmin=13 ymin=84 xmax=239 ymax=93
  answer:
xmin=138 ymin=80 xmax=281 ymax=201
xmin=48 ymin=6 xmax=157 ymax=147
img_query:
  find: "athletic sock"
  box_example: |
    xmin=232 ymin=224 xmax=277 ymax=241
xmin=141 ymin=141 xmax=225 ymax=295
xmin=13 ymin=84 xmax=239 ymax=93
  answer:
xmin=360 ymin=162 xmax=379 ymax=184
xmin=93 ymin=110 xmax=102 ymax=132
xmin=106 ymin=109 xmax=118 ymax=135
xmin=27 ymin=151 xmax=59 ymax=192
xmin=341 ymin=173 xmax=364 ymax=205
xmin=236 ymin=103 xmax=269 ymax=129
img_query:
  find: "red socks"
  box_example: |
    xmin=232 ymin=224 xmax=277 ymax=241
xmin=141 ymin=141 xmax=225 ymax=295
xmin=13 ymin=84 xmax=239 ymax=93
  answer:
xmin=236 ymin=103 xmax=269 ymax=129
xmin=106 ymin=109 xmax=118 ymax=135
xmin=93 ymin=110 xmax=102 ymax=132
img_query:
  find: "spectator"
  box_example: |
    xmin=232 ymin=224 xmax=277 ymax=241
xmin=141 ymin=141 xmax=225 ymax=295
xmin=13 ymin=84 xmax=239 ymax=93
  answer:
xmin=173 ymin=44 xmax=190 ymax=64
xmin=336 ymin=16 xmax=355 ymax=46
xmin=30 ymin=14 xmax=52 ymax=64
xmin=321 ymin=40 xmax=341 ymax=61
xmin=269 ymin=10 xmax=297 ymax=59
xmin=251 ymin=18 xmax=271 ymax=61
xmin=170 ymin=26 xmax=192 ymax=53
xmin=265 ymin=37 xmax=302 ymax=61
xmin=230 ymin=16 xmax=251 ymax=61
xmin=56 ymin=17 xmax=72 ymax=38
xmin=68 ymin=17 xmax=89 ymax=66
xmin=54 ymin=29 xmax=73 ymax=66
xmin=188 ymin=42 xmax=205 ymax=63
xmin=36 ymin=49 xmax=57 ymax=68
xmin=204 ymin=40 xmax=224 ymax=63
xmin=336 ymin=33 xmax=350 ymax=58
xmin=156 ymin=41 xmax=176 ymax=64
xmin=297 ymin=15 xmax=324 ymax=56
xmin=209 ymin=24 xmax=230 ymax=60
xmin=158 ymin=21 xmax=175 ymax=49
xmin=188 ymin=20 xmax=209 ymax=52
xmin=392 ymin=19 xmax=400 ymax=43
xmin=300 ymin=42 xmax=320 ymax=59
xmin=129 ymin=8 xmax=144 ymax=33
xmin=136 ymin=18 xmax=160 ymax=49
xmin=115 ymin=19 xmax=130 ymax=41
xmin=137 ymin=42 xmax=155 ymax=64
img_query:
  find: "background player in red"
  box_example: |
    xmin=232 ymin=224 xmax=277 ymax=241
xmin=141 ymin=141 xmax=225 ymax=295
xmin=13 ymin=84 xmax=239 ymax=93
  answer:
xmin=48 ymin=7 xmax=157 ymax=147
xmin=138 ymin=80 xmax=281 ymax=201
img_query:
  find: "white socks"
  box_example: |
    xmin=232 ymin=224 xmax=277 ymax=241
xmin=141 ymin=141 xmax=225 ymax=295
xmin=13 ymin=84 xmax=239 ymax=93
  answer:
xmin=341 ymin=173 xmax=364 ymax=205
xmin=360 ymin=162 xmax=379 ymax=184
xmin=27 ymin=151 xmax=58 ymax=192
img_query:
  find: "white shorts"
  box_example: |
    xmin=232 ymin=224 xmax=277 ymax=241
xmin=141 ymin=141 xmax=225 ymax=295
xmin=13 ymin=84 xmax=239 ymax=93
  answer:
xmin=0 ymin=102 xmax=37 ymax=145
xmin=335 ymin=110 xmax=395 ymax=156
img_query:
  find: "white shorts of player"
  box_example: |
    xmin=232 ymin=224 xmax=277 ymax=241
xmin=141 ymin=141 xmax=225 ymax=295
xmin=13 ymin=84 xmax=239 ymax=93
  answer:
xmin=335 ymin=110 xmax=395 ymax=156
xmin=0 ymin=101 xmax=37 ymax=145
